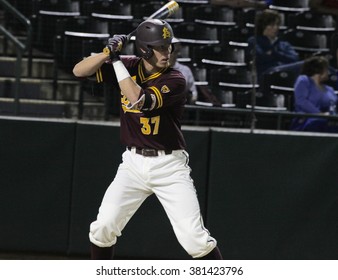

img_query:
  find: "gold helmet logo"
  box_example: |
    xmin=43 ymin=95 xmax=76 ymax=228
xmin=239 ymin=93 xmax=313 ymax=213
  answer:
xmin=162 ymin=27 xmax=171 ymax=39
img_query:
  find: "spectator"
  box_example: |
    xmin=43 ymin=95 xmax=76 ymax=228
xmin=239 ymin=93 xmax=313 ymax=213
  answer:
xmin=247 ymin=9 xmax=299 ymax=86
xmin=329 ymin=32 xmax=338 ymax=90
xmin=290 ymin=56 xmax=338 ymax=133
xmin=309 ymin=0 xmax=338 ymax=18
xmin=210 ymin=0 xmax=271 ymax=9
xmin=169 ymin=38 xmax=198 ymax=104
xmin=330 ymin=32 xmax=338 ymax=67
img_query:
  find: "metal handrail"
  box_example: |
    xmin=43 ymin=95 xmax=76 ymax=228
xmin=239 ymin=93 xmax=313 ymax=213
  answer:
xmin=184 ymin=104 xmax=338 ymax=131
xmin=0 ymin=0 xmax=32 ymax=115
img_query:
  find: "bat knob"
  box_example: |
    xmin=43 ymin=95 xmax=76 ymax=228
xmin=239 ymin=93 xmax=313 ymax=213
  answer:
xmin=103 ymin=47 xmax=111 ymax=56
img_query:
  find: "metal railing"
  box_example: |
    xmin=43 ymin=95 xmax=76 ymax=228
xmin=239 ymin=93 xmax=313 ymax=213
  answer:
xmin=0 ymin=0 xmax=32 ymax=115
xmin=184 ymin=104 xmax=338 ymax=131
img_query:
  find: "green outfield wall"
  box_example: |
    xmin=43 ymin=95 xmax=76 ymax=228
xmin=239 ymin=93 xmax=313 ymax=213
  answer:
xmin=0 ymin=117 xmax=337 ymax=259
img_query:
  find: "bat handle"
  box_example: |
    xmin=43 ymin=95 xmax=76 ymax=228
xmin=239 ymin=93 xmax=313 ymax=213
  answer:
xmin=127 ymin=30 xmax=136 ymax=41
xmin=103 ymin=31 xmax=135 ymax=56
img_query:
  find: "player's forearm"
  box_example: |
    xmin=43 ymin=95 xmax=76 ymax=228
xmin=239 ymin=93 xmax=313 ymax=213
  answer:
xmin=73 ymin=52 xmax=108 ymax=77
xmin=118 ymin=78 xmax=142 ymax=104
xmin=113 ymin=60 xmax=142 ymax=104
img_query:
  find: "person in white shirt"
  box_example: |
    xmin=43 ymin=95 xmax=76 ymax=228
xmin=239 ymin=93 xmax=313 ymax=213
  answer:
xmin=169 ymin=38 xmax=198 ymax=104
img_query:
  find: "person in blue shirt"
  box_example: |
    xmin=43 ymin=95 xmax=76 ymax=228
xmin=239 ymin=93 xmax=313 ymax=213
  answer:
xmin=247 ymin=9 xmax=299 ymax=86
xmin=290 ymin=56 xmax=338 ymax=133
xmin=330 ymin=32 xmax=338 ymax=90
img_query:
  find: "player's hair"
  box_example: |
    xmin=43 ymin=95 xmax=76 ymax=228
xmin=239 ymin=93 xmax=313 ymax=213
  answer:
xmin=135 ymin=19 xmax=174 ymax=60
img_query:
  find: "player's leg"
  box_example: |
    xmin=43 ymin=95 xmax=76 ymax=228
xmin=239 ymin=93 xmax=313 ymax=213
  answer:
xmin=152 ymin=151 xmax=222 ymax=259
xmin=199 ymin=246 xmax=223 ymax=259
xmin=89 ymin=151 xmax=152 ymax=259
xmin=155 ymin=179 xmax=222 ymax=259
xmin=91 ymin=243 xmax=115 ymax=260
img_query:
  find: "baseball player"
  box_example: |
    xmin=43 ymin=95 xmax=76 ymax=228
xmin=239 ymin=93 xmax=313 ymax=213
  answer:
xmin=73 ymin=19 xmax=222 ymax=260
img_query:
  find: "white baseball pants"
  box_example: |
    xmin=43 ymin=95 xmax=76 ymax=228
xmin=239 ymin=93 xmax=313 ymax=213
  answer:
xmin=89 ymin=149 xmax=217 ymax=258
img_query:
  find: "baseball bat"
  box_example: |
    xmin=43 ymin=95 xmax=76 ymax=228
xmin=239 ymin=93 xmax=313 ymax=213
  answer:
xmin=147 ymin=0 xmax=180 ymax=20
xmin=103 ymin=1 xmax=179 ymax=56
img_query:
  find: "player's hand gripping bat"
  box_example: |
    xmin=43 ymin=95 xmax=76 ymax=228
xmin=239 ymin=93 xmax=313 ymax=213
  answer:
xmin=103 ymin=0 xmax=179 ymax=57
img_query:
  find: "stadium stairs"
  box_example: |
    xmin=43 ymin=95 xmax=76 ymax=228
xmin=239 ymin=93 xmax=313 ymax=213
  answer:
xmin=0 ymin=11 xmax=107 ymax=120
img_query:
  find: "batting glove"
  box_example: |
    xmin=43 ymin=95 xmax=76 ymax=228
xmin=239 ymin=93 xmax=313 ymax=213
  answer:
xmin=104 ymin=34 xmax=128 ymax=61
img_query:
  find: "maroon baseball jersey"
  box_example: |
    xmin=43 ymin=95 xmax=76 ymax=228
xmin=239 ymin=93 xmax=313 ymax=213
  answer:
xmin=96 ymin=56 xmax=187 ymax=150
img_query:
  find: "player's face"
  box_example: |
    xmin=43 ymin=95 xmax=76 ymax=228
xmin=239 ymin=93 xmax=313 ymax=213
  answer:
xmin=150 ymin=44 xmax=172 ymax=69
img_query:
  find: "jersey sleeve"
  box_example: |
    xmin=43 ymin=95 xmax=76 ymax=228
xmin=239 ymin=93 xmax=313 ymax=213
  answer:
xmin=129 ymin=69 xmax=187 ymax=112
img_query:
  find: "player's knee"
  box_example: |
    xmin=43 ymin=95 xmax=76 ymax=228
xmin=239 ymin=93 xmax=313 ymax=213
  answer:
xmin=173 ymin=216 xmax=217 ymax=258
xmin=183 ymin=238 xmax=216 ymax=258
xmin=176 ymin=230 xmax=217 ymax=258
xmin=89 ymin=203 xmax=122 ymax=247
xmin=89 ymin=220 xmax=118 ymax=247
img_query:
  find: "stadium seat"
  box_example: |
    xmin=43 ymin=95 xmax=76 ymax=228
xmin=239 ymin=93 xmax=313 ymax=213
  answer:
xmin=185 ymin=4 xmax=236 ymax=27
xmin=87 ymin=0 xmax=133 ymax=21
xmin=281 ymin=29 xmax=330 ymax=59
xmin=191 ymin=64 xmax=209 ymax=86
xmin=54 ymin=16 xmax=109 ymax=70
xmin=172 ymin=22 xmax=219 ymax=45
xmin=175 ymin=43 xmax=192 ymax=64
xmin=107 ymin=20 xmax=142 ymax=55
xmin=210 ymin=67 xmax=259 ymax=107
xmin=269 ymin=0 xmax=310 ymax=12
xmin=192 ymin=45 xmax=246 ymax=67
xmin=35 ymin=0 xmax=80 ymax=52
xmin=219 ymin=25 xmax=253 ymax=48
xmin=132 ymin=2 xmax=184 ymax=23
xmin=287 ymin=11 xmax=336 ymax=33
xmin=210 ymin=67 xmax=258 ymax=89
xmin=261 ymin=68 xmax=300 ymax=109
xmin=235 ymin=8 xmax=257 ymax=29
xmin=175 ymin=0 xmax=210 ymax=19
xmin=236 ymin=8 xmax=287 ymax=30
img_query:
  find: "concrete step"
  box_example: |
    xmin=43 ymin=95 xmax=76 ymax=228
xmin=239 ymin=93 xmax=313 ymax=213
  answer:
xmin=0 ymin=97 xmax=107 ymax=120
xmin=0 ymin=55 xmax=73 ymax=80
xmin=0 ymin=34 xmax=54 ymax=57
xmin=0 ymin=97 xmax=74 ymax=118
xmin=0 ymin=77 xmax=82 ymax=101
xmin=0 ymin=22 xmax=109 ymax=121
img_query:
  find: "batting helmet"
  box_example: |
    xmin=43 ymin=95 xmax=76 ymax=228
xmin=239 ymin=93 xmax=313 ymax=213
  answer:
xmin=135 ymin=19 xmax=174 ymax=60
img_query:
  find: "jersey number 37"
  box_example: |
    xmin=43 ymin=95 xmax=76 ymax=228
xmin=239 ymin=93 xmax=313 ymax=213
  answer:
xmin=140 ymin=116 xmax=160 ymax=135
